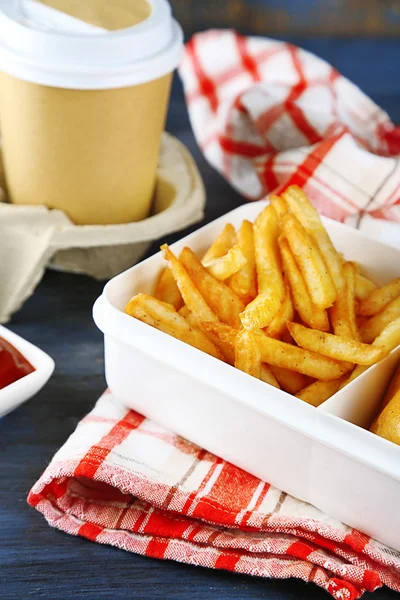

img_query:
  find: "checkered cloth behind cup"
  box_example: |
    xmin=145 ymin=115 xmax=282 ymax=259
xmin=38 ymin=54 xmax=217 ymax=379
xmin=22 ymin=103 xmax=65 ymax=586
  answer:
xmin=179 ymin=30 xmax=400 ymax=247
xmin=29 ymin=391 xmax=400 ymax=599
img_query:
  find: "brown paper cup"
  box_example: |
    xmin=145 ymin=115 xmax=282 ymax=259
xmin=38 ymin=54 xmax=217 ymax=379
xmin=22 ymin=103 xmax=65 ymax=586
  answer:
xmin=0 ymin=0 xmax=182 ymax=225
xmin=0 ymin=71 xmax=172 ymax=225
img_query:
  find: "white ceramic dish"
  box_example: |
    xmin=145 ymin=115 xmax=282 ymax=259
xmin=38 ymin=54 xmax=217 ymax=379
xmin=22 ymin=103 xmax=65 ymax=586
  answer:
xmin=0 ymin=325 xmax=54 ymax=418
xmin=93 ymin=200 xmax=400 ymax=551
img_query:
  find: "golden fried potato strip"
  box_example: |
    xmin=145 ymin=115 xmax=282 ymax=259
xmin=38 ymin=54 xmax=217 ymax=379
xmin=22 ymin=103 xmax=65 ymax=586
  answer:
xmin=270 ymin=366 xmax=310 ymax=395
xmin=279 ymin=236 xmax=329 ymax=331
xmin=296 ymin=377 xmax=346 ymax=407
xmin=154 ymin=267 xmax=183 ymax=310
xmin=184 ymin=311 xmax=228 ymax=361
xmin=235 ymin=329 xmax=262 ymax=380
xmin=260 ymin=364 xmax=281 ymax=388
xmin=287 ymin=321 xmax=388 ymax=366
xmin=339 ymin=317 xmax=400 ymax=389
xmin=283 ymin=185 xmax=344 ymax=293
xmin=355 ymin=273 xmax=377 ymax=301
xmin=125 ymin=294 xmax=224 ymax=360
xmin=197 ymin=321 xmax=238 ymax=365
xmin=360 ymin=296 xmax=400 ymax=343
xmin=330 ymin=262 xmax=358 ymax=341
xmin=358 ymin=277 xmax=400 ymax=317
xmin=178 ymin=305 xmax=190 ymax=317
xmin=240 ymin=205 xmax=284 ymax=329
xmin=202 ymin=223 xmax=237 ymax=264
xmin=205 ymin=245 xmax=247 ymax=280
xmin=270 ymin=194 xmax=288 ymax=220
xmin=282 ymin=213 xmax=336 ymax=309
xmin=372 ymin=317 xmax=400 ymax=353
xmin=265 ymin=278 xmax=294 ymax=339
xmin=370 ymin=389 xmax=400 ymax=444
xmin=227 ymin=220 xmax=257 ymax=305
xmin=254 ymin=331 xmax=353 ymax=380
xmin=180 ymin=247 xmax=245 ymax=328
xmin=161 ymin=245 xmax=218 ymax=323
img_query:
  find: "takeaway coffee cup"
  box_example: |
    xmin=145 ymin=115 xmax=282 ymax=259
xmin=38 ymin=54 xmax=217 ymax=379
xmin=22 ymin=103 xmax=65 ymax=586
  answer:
xmin=0 ymin=0 xmax=183 ymax=225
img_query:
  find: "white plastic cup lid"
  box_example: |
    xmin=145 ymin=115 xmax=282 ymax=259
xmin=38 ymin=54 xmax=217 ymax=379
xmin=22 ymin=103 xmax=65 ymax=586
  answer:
xmin=0 ymin=0 xmax=184 ymax=89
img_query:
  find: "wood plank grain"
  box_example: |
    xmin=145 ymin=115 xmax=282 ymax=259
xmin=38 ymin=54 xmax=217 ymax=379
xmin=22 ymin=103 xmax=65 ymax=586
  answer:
xmin=170 ymin=0 xmax=400 ymax=36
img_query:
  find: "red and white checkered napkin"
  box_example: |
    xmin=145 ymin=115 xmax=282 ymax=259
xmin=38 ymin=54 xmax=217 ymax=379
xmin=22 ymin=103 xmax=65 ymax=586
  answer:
xmin=179 ymin=30 xmax=400 ymax=247
xmin=29 ymin=391 xmax=400 ymax=599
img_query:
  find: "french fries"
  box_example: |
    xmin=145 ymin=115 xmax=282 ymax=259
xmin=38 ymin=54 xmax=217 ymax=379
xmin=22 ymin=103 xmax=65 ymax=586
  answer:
xmin=279 ymin=237 xmax=329 ymax=331
xmin=124 ymin=185 xmax=400 ymax=412
xmin=355 ymin=273 xmax=377 ymax=301
xmin=204 ymin=245 xmax=247 ymax=281
xmin=235 ymin=329 xmax=262 ymax=379
xmin=296 ymin=377 xmax=346 ymax=407
xmin=227 ymin=220 xmax=257 ymax=305
xmin=154 ymin=267 xmax=183 ymax=310
xmin=180 ymin=247 xmax=245 ymax=328
xmin=282 ymin=213 xmax=336 ymax=309
xmin=260 ymin=364 xmax=281 ymax=388
xmin=161 ymin=244 xmax=218 ymax=323
xmin=185 ymin=312 xmax=228 ymax=361
xmin=287 ymin=322 xmax=388 ymax=366
xmin=282 ymin=185 xmax=344 ymax=293
xmin=179 ymin=305 xmax=190 ymax=317
xmin=360 ymin=295 xmax=400 ymax=343
xmin=240 ymin=205 xmax=284 ymax=329
xmin=344 ymin=262 xmax=359 ymax=340
xmin=198 ymin=321 xmax=237 ymax=365
xmin=357 ymin=277 xmax=400 ymax=317
xmin=373 ymin=317 xmax=400 ymax=351
xmin=125 ymin=294 xmax=223 ymax=360
xmin=339 ymin=318 xmax=400 ymax=389
xmin=265 ymin=278 xmax=294 ymax=339
xmin=254 ymin=331 xmax=353 ymax=380
xmin=270 ymin=194 xmax=288 ymax=219
xmin=330 ymin=262 xmax=358 ymax=340
xmin=270 ymin=366 xmax=310 ymax=395
xmin=202 ymin=223 xmax=237 ymax=263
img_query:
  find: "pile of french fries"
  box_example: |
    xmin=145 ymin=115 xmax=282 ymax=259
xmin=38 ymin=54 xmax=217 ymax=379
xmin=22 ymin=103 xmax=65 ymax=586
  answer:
xmin=125 ymin=185 xmax=400 ymax=408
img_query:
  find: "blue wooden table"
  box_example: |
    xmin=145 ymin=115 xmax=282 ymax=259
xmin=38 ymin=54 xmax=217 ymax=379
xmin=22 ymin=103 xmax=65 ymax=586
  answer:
xmin=1 ymin=39 xmax=399 ymax=600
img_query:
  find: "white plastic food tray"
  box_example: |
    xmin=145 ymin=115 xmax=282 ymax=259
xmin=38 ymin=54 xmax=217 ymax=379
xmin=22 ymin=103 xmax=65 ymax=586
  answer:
xmin=93 ymin=200 xmax=400 ymax=551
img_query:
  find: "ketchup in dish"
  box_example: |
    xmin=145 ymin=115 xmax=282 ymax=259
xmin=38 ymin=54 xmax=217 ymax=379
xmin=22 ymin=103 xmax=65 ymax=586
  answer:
xmin=0 ymin=337 xmax=35 ymax=390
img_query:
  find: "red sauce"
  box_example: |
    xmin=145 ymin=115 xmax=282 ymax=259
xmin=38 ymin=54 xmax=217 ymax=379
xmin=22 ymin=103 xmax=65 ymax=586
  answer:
xmin=0 ymin=336 xmax=35 ymax=390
